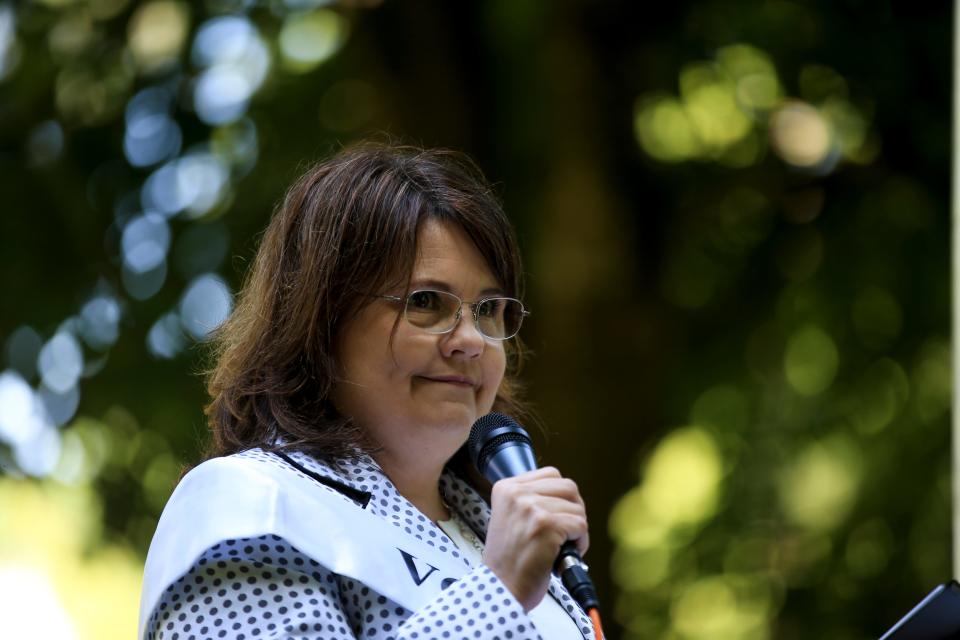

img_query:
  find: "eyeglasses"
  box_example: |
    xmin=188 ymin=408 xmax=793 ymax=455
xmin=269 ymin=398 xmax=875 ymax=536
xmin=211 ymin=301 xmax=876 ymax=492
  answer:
xmin=376 ymin=289 xmax=529 ymax=340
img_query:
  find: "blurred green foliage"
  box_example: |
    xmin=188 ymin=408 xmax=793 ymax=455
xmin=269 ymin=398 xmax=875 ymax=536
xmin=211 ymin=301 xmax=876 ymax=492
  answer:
xmin=0 ymin=1 xmax=951 ymax=638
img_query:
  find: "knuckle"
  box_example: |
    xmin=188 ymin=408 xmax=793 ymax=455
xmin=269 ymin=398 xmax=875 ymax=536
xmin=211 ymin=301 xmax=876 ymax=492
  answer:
xmin=519 ymin=495 xmax=538 ymax=516
xmin=566 ymin=516 xmax=588 ymax=538
xmin=530 ymin=508 xmax=551 ymax=530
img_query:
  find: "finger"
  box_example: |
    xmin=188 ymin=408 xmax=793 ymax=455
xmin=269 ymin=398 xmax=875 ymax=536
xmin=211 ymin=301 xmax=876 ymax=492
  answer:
xmin=553 ymin=514 xmax=590 ymax=558
xmin=575 ymin=530 xmax=590 ymax=557
xmin=521 ymin=504 xmax=588 ymax=539
xmin=549 ymin=513 xmax=589 ymax=549
xmin=510 ymin=466 xmax=562 ymax=482
xmin=490 ymin=469 xmax=566 ymax=502
xmin=521 ymin=495 xmax=586 ymax=519
xmin=513 ymin=477 xmax=583 ymax=503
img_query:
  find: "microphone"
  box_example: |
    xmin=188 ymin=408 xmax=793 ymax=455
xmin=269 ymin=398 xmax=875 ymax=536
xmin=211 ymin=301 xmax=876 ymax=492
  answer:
xmin=468 ymin=412 xmax=601 ymax=612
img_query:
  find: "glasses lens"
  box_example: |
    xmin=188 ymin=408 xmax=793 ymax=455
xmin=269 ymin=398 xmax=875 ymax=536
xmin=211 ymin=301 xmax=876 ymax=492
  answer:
xmin=477 ymin=298 xmax=525 ymax=339
xmin=404 ymin=290 xmax=460 ymax=332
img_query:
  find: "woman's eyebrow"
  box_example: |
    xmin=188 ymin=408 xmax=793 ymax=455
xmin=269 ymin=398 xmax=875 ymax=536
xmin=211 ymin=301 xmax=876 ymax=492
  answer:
xmin=409 ymin=278 xmax=506 ymax=297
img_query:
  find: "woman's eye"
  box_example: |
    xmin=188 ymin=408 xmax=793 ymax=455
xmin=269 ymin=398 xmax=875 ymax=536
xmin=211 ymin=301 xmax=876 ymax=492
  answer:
xmin=408 ymin=291 xmax=440 ymax=310
xmin=477 ymin=299 xmax=502 ymax=317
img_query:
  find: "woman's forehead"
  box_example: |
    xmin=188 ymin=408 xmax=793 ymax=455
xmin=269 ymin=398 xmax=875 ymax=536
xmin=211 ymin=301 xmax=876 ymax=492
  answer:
xmin=411 ymin=220 xmax=501 ymax=290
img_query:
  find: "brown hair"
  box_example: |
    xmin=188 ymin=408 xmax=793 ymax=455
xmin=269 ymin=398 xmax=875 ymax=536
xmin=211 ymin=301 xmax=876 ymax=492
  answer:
xmin=203 ymin=141 xmax=531 ymax=464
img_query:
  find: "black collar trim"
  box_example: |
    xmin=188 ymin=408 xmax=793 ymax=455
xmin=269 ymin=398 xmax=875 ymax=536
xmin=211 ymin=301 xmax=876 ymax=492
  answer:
xmin=272 ymin=451 xmax=373 ymax=508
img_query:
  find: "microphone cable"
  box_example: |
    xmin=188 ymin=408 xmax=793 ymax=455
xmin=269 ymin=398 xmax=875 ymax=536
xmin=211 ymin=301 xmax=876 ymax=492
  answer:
xmin=589 ymin=607 xmax=605 ymax=639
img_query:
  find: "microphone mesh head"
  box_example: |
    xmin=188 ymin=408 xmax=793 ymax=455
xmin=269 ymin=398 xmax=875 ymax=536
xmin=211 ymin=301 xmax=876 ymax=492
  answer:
xmin=468 ymin=413 xmax=532 ymax=471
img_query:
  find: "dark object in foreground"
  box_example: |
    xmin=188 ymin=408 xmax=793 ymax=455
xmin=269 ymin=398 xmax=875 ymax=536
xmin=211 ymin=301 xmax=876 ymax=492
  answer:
xmin=879 ymin=581 xmax=960 ymax=639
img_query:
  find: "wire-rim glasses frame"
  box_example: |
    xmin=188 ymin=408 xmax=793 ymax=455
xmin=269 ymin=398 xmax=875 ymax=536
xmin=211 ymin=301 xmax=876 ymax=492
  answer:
xmin=373 ymin=289 xmax=530 ymax=341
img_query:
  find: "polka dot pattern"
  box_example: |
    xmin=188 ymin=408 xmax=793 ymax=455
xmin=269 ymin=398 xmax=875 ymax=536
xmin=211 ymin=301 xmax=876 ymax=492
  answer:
xmin=144 ymin=449 xmax=593 ymax=639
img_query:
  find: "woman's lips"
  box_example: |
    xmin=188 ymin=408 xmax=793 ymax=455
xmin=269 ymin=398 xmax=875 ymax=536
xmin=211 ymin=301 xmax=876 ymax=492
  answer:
xmin=419 ymin=375 xmax=478 ymax=388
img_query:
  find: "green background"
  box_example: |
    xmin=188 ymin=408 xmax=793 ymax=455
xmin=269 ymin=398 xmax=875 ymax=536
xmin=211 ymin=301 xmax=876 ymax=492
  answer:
xmin=0 ymin=1 xmax=951 ymax=638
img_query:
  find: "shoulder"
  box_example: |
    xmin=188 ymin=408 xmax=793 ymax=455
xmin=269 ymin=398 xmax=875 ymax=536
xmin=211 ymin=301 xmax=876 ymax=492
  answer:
xmin=177 ymin=448 xmax=368 ymax=506
xmin=139 ymin=449 xmax=368 ymax=638
xmin=184 ymin=448 xmax=338 ymax=485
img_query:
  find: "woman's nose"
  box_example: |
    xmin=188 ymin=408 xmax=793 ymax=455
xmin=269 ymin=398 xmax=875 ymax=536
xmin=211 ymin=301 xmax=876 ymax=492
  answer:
xmin=440 ymin=310 xmax=485 ymax=358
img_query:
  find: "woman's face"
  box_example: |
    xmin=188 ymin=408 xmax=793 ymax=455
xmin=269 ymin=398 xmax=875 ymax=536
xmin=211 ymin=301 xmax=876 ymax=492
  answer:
xmin=332 ymin=219 xmax=508 ymax=466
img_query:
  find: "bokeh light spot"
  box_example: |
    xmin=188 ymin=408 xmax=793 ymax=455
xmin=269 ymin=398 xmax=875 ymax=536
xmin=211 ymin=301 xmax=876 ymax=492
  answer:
xmin=179 ymin=273 xmax=232 ymax=340
xmin=5 ymin=325 xmax=43 ymax=380
xmin=822 ymin=97 xmax=869 ymax=162
xmin=142 ymin=452 xmax=180 ymax=510
xmin=38 ymin=382 xmax=80 ymax=427
xmin=716 ymin=43 xmax=781 ymax=111
xmin=191 ymin=16 xmax=269 ymax=125
xmin=634 ymin=96 xmax=700 ymax=163
xmin=127 ymin=1 xmax=190 ymax=74
xmin=178 ymin=152 xmax=231 ymax=217
xmin=642 ymin=427 xmax=723 ymax=526
xmin=0 ymin=3 xmax=22 ymax=82
xmin=0 ymin=567 xmax=78 ymax=639
xmin=54 ymin=57 xmax=132 ymax=127
xmin=611 ymin=545 xmax=670 ymax=591
xmin=48 ymin=11 xmax=95 ymax=61
xmin=192 ymin=16 xmax=257 ymax=68
xmin=848 ymin=358 xmax=909 ymax=435
xmin=26 ymin=120 xmax=65 ymax=167
xmin=0 ymin=370 xmax=48 ymax=447
xmin=53 ymin=417 xmax=112 ymax=485
xmin=121 ymin=212 xmax=170 ymax=274
xmin=784 ymin=324 xmax=838 ymax=396
xmin=671 ymin=574 xmax=772 ymax=637
xmin=779 ymin=434 xmax=862 ymax=531
xmin=142 ymin=152 xmax=230 ymax=218
xmin=38 ymin=332 xmax=84 ymax=395
xmin=14 ymin=424 xmax=63 ymax=477
xmin=769 ymin=100 xmax=833 ymax=170
xmin=122 ymin=259 xmax=167 ymax=301
xmin=147 ymin=311 xmax=187 ymax=359
xmin=78 ymin=295 xmax=121 ymax=351
xmin=279 ymin=9 xmax=347 ymax=72
xmin=124 ymin=110 xmax=181 ymax=168
xmin=194 ymin=67 xmax=251 ymax=125
xmin=681 ymin=63 xmax=752 ymax=151
xmin=210 ymin=118 xmax=259 ymax=173
xmin=0 ymin=479 xmax=142 ymax=636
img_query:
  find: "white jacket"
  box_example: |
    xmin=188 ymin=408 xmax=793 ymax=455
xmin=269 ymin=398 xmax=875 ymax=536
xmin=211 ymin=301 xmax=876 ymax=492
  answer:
xmin=139 ymin=448 xmax=596 ymax=639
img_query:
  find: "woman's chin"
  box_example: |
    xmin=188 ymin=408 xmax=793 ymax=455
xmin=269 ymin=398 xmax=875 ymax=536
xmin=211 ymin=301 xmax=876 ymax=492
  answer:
xmin=429 ymin=396 xmax=480 ymax=420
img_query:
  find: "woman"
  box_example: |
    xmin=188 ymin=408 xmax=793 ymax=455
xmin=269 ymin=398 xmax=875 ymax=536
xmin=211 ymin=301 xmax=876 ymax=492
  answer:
xmin=138 ymin=142 xmax=595 ymax=639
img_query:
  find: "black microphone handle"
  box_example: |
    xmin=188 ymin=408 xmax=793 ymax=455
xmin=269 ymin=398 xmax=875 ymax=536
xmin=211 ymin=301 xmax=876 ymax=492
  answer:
xmin=555 ymin=541 xmax=600 ymax=610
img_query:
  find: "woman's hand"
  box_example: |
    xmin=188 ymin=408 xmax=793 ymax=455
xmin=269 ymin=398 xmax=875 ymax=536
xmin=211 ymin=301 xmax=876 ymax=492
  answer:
xmin=481 ymin=467 xmax=589 ymax=612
